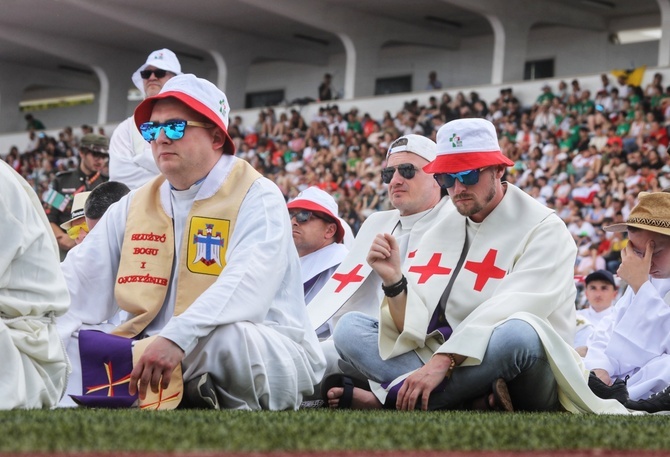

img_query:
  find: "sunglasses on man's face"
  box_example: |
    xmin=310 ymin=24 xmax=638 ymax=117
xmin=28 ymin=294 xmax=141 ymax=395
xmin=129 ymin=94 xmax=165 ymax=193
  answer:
xmin=289 ymin=210 xmax=332 ymax=224
xmin=433 ymin=167 xmax=487 ymax=189
xmin=139 ymin=120 xmax=214 ymax=142
xmin=140 ymin=69 xmax=169 ymax=79
xmin=381 ymin=163 xmax=419 ymax=184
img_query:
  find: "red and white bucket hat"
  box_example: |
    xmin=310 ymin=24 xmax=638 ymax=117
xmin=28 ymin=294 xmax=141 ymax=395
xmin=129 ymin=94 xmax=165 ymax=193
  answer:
xmin=287 ymin=187 xmax=348 ymax=244
xmin=423 ymin=118 xmax=513 ymax=174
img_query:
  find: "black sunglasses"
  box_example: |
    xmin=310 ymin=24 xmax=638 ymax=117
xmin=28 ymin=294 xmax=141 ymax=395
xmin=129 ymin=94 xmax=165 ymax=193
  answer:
xmin=381 ymin=163 xmax=419 ymax=184
xmin=289 ymin=210 xmax=333 ymax=224
xmin=140 ymin=69 xmax=169 ymax=79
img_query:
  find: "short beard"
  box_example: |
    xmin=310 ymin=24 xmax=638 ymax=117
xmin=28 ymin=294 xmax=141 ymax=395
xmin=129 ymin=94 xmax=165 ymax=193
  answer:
xmin=454 ymin=172 xmax=497 ymax=218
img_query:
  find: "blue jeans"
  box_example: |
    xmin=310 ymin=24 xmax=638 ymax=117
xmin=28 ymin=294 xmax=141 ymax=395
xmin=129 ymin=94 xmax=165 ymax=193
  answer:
xmin=333 ymin=312 xmax=560 ymax=411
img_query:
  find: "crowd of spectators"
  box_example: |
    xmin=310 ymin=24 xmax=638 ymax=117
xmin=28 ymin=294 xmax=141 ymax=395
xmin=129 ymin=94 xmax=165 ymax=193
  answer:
xmin=5 ymin=72 xmax=670 ymax=304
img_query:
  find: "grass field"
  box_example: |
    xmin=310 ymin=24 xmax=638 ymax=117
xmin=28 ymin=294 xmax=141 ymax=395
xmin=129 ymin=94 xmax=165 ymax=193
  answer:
xmin=2 ymin=409 xmax=670 ymax=453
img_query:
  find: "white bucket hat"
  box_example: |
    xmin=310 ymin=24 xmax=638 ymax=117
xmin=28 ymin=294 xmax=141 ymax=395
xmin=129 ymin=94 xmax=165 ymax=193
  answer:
xmin=424 ymin=118 xmax=513 ymax=174
xmin=386 ymin=134 xmax=437 ymax=163
xmin=134 ymin=74 xmax=235 ymax=155
xmin=287 ymin=187 xmax=349 ymax=244
xmin=131 ymin=48 xmax=183 ymax=96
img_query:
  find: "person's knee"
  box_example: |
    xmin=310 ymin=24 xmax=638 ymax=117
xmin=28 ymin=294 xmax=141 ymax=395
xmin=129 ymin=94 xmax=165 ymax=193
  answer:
xmin=332 ymin=312 xmax=376 ymax=361
xmin=489 ymin=319 xmax=544 ymax=358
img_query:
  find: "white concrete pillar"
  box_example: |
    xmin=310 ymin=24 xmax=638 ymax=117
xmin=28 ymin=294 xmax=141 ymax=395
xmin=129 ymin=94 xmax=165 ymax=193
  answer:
xmin=487 ymin=16 xmax=530 ymax=84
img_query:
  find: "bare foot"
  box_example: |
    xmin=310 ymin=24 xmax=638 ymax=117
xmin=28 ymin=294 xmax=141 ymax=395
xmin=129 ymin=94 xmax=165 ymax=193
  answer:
xmin=326 ymin=386 xmax=383 ymax=409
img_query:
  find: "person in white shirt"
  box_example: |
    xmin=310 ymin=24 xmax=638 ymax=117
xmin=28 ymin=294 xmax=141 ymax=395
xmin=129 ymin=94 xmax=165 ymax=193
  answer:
xmin=108 ymin=49 xmax=182 ymax=189
xmin=288 ymin=187 xmax=351 ymax=309
xmin=306 ymin=134 xmax=453 ymax=403
xmin=585 ymin=191 xmax=670 ymax=413
xmin=327 ymin=118 xmax=626 ymax=414
xmin=574 ymin=270 xmax=617 ymax=354
xmin=0 ymin=161 xmax=69 ymax=409
xmin=57 ymin=74 xmax=324 ymax=411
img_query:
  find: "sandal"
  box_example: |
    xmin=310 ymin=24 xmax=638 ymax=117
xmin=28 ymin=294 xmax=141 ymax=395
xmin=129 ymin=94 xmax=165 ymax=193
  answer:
xmin=463 ymin=378 xmax=514 ymax=412
xmin=320 ymin=374 xmax=371 ymax=409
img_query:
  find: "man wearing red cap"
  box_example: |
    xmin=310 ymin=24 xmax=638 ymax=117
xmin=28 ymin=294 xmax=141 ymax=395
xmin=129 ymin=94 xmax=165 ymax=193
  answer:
xmin=287 ymin=187 xmax=350 ymax=309
xmin=328 ymin=118 xmax=627 ymax=414
xmin=109 ymin=49 xmax=182 ymax=190
xmin=57 ymin=74 xmax=325 ymax=410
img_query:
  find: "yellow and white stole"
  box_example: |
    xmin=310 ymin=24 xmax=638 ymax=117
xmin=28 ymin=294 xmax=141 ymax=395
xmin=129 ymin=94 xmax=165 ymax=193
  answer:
xmin=113 ymin=159 xmax=261 ymax=338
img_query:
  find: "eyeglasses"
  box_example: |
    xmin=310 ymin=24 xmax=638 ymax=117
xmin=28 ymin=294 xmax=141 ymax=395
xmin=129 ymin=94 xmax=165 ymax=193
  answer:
xmin=381 ymin=163 xmax=419 ymax=184
xmin=67 ymin=222 xmax=89 ymax=240
xmin=289 ymin=210 xmax=333 ymax=224
xmin=139 ymin=120 xmax=214 ymax=142
xmin=433 ymin=167 xmax=487 ymax=189
xmin=140 ymin=69 xmax=169 ymax=79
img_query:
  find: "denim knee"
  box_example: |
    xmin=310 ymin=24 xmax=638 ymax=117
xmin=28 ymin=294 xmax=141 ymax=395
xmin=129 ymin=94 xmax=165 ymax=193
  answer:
xmin=332 ymin=312 xmax=378 ymax=362
xmin=488 ymin=319 xmax=545 ymax=360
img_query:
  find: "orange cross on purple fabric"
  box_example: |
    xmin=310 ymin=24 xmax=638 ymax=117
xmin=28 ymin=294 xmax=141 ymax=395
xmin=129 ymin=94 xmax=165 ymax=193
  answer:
xmin=332 ymin=264 xmax=365 ymax=293
xmin=85 ymin=361 xmax=131 ymax=397
xmin=408 ymin=253 xmax=452 ymax=284
xmin=139 ymin=384 xmax=181 ymax=410
xmin=464 ymin=248 xmax=506 ymax=291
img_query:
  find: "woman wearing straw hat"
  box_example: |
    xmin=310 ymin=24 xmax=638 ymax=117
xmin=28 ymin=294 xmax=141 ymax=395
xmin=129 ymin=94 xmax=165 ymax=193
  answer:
xmin=585 ymin=191 xmax=670 ymax=412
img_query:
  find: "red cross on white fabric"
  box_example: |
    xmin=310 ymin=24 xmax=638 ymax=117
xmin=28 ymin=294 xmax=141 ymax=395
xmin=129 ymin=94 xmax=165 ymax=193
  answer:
xmin=464 ymin=248 xmax=506 ymax=292
xmin=408 ymin=253 xmax=452 ymax=284
xmin=332 ymin=264 xmax=365 ymax=293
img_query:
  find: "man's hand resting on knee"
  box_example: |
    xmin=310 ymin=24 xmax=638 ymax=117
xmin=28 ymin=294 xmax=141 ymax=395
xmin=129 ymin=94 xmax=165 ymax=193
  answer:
xmin=129 ymin=336 xmax=185 ymax=400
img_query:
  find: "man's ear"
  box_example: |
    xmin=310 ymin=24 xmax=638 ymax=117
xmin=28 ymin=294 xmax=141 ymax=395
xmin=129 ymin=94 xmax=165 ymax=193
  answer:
xmin=324 ymin=222 xmax=337 ymax=240
xmin=211 ymin=127 xmax=226 ymax=151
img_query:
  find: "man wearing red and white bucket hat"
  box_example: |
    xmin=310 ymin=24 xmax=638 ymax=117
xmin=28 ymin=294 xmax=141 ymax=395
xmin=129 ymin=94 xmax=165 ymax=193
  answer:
xmin=109 ymin=49 xmax=182 ymax=190
xmin=58 ymin=74 xmax=325 ymax=410
xmin=287 ymin=187 xmax=351 ymax=308
xmin=329 ymin=118 xmax=627 ymax=414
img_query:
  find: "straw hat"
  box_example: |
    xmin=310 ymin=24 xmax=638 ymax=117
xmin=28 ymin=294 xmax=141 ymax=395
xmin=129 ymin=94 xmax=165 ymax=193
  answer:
xmin=604 ymin=191 xmax=670 ymax=236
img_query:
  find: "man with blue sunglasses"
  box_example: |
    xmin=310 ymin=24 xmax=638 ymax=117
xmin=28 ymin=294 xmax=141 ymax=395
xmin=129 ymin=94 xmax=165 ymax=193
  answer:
xmin=109 ymin=49 xmax=182 ymax=190
xmin=58 ymin=74 xmax=325 ymax=411
xmin=329 ymin=118 xmax=628 ymax=414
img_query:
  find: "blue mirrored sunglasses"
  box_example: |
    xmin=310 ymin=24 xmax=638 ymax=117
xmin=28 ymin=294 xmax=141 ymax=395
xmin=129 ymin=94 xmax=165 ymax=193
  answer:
xmin=433 ymin=167 xmax=486 ymax=189
xmin=139 ymin=119 xmax=214 ymax=142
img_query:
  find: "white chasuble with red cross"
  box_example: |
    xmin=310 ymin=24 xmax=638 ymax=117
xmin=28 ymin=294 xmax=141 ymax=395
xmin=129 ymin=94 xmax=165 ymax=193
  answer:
xmin=380 ymin=184 xmax=577 ymax=364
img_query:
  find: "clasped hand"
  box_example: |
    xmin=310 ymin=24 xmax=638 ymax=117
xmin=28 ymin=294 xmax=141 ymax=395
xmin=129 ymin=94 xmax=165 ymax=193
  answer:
xmin=367 ymin=233 xmax=402 ymax=285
